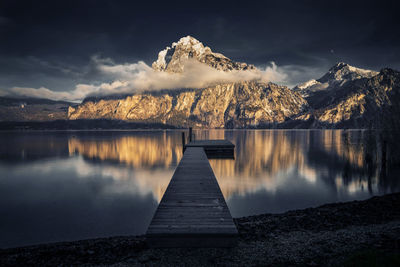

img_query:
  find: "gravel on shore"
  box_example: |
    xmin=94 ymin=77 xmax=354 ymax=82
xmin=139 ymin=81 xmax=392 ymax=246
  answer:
xmin=1 ymin=193 xmax=399 ymax=266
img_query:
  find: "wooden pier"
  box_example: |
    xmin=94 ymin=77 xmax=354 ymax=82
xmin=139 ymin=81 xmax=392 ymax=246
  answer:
xmin=185 ymin=140 xmax=235 ymax=158
xmin=146 ymin=140 xmax=237 ymax=248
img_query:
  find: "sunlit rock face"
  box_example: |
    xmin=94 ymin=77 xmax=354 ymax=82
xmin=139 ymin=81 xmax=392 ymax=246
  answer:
xmin=68 ymin=81 xmax=308 ymax=127
xmin=152 ymin=36 xmax=256 ymax=73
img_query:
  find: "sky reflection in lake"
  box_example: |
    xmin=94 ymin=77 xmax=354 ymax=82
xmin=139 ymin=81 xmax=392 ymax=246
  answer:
xmin=0 ymin=130 xmax=398 ymax=248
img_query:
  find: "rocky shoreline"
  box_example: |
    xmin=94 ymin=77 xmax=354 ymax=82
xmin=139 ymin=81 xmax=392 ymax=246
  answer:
xmin=1 ymin=193 xmax=399 ymax=266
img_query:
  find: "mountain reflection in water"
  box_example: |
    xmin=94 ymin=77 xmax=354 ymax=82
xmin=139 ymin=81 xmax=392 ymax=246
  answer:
xmin=0 ymin=130 xmax=398 ymax=248
xmin=67 ymin=130 xmax=398 ymax=202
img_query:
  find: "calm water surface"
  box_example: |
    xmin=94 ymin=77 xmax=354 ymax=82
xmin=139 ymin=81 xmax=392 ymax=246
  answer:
xmin=0 ymin=130 xmax=399 ymax=248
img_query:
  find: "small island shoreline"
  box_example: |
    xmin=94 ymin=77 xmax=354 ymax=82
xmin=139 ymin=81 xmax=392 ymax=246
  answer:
xmin=1 ymin=193 xmax=399 ymax=266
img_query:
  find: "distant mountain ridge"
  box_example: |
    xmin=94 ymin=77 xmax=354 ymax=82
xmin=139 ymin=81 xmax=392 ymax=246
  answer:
xmin=1 ymin=36 xmax=399 ymax=129
xmin=0 ymin=96 xmax=73 ymax=121
xmin=0 ymin=96 xmax=72 ymax=106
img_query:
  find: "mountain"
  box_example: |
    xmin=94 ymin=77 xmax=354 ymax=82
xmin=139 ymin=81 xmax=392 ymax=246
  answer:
xmin=68 ymin=81 xmax=307 ymax=128
xmin=288 ymin=67 xmax=400 ymax=128
xmin=152 ymin=36 xmax=256 ymax=73
xmin=68 ymin=36 xmax=307 ymax=127
xmin=2 ymin=36 xmax=399 ymax=129
xmin=68 ymin=35 xmax=400 ymax=129
xmin=293 ymin=62 xmax=378 ymax=98
xmin=0 ymin=97 xmax=71 ymax=106
xmin=0 ymin=96 xmax=73 ymax=121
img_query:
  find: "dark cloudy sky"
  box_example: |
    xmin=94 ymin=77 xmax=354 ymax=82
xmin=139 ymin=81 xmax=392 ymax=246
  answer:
xmin=1 ymin=0 xmax=399 ymax=99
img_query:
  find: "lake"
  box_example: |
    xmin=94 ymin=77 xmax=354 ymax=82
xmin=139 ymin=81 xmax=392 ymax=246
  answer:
xmin=0 ymin=129 xmax=399 ymax=248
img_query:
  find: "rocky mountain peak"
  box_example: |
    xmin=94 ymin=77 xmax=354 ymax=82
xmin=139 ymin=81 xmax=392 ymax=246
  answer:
xmin=293 ymin=62 xmax=379 ymax=98
xmin=318 ymin=62 xmax=378 ymax=83
xmin=379 ymin=68 xmax=399 ymax=77
xmin=152 ymin=35 xmax=256 ymax=73
xmin=331 ymin=62 xmax=349 ymax=70
xmin=173 ymin=36 xmax=206 ymax=51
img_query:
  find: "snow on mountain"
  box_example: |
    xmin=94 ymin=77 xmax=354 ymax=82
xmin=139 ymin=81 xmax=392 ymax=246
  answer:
xmin=318 ymin=62 xmax=378 ymax=83
xmin=296 ymin=79 xmax=319 ymax=90
xmin=152 ymin=35 xmax=256 ymax=73
xmin=293 ymin=62 xmax=379 ymax=97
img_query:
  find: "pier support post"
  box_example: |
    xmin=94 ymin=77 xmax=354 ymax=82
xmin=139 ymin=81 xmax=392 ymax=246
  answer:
xmin=182 ymin=132 xmax=186 ymax=153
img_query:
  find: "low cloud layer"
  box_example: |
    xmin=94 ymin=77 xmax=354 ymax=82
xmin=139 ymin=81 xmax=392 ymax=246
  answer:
xmin=94 ymin=57 xmax=289 ymax=90
xmin=1 ymin=57 xmax=319 ymax=102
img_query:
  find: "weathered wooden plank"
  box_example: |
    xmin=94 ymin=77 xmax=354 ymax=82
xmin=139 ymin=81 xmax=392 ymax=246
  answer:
xmin=146 ymin=146 xmax=238 ymax=247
